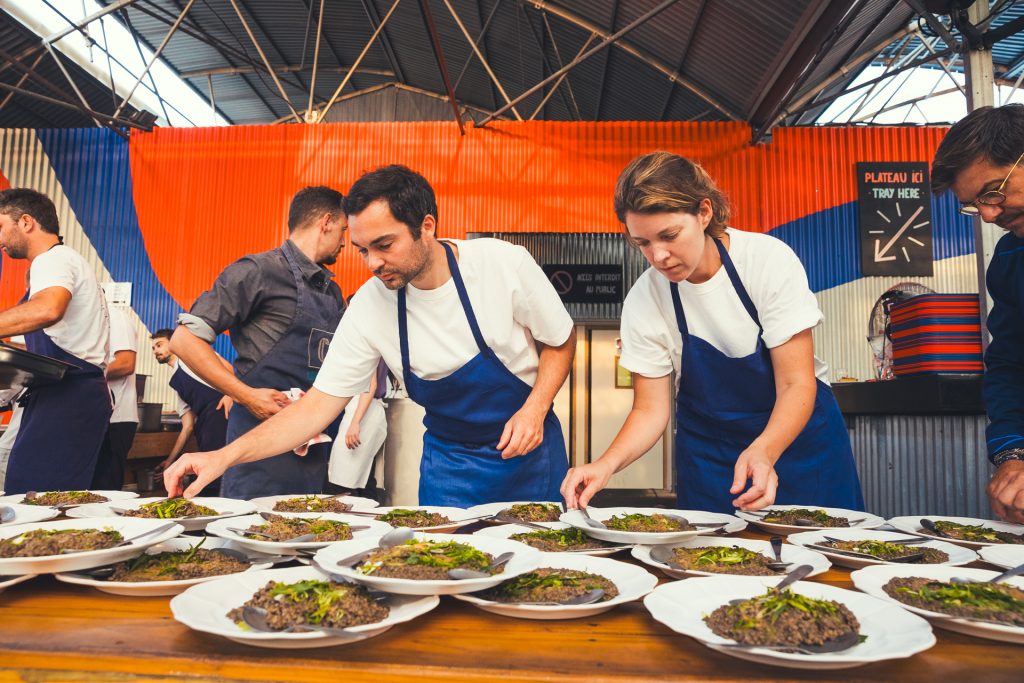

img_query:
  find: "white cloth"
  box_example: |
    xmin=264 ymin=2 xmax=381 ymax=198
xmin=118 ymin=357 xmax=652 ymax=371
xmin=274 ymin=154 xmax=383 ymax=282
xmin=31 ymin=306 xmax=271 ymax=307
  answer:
xmin=328 ymin=397 xmax=387 ymax=488
xmin=0 ymin=404 xmax=24 ymax=490
xmin=282 ymin=388 xmax=332 ymax=455
xmin=29 ymin=245 xmax=109 ymax=368
xmin=314 ymin=238 xmax=574 ymax=397
xmin=619 ymin=228 xmax=830 ymax=385
xmin=106 ymin=306 xmax=138 ymax=424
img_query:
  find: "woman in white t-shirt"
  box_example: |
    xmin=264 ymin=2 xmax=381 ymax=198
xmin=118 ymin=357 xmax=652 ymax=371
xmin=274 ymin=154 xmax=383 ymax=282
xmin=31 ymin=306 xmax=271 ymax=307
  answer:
xmin=561 ymin=152 xmax=864 ymax=513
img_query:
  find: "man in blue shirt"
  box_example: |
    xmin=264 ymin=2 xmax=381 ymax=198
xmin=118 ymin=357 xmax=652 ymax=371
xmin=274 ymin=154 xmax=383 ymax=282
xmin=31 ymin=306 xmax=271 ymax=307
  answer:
xmin=932 ymin=103 xmax=1024 ymax=524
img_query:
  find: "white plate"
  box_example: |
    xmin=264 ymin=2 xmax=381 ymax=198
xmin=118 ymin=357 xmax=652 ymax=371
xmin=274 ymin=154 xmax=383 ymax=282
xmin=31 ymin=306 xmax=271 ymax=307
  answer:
xmin=0 ymin=503 xmax=60 ymax=525
xmin=68 ymin=497 xmax=256 ymax=532
xmin=170 ymin=565 xmax=439 ymax=649
xmin=850 ymin=564 xmax=1024 ymax=644
xmin=786 ymin=528 xmax=977 ymax=569
xmin=735 ymin=504 xmax=886 ymax=535
xmin=631 ymin=536 xmax=832 ymax=579
xmin=886 ymin=515 xmax=1024 ymax=549
xmin=644 ymin=575 xmax=934 ymax=669
xmin=453 ymin=552 xmax=657 ymax=619
xmin=473 ymin=523 xmax=631 ymax=556
xmin=465 ymin=500 xmax=563 ymax=523
xmin=0 ymin=517 xmax=184 ymax=575
xmin=370 ymin=506 xmax=483 ymax=532
xmin=978 ymin=544 xmax=1024 ymax=570
xmin=249 ymin=494 xmax=379 ymax=513
xmin=314 ymin=532 xmax=542 ymax=595
xmin=206 ymin=513 xmax=392 ymax=555
xmin=0 ymin=490 xmax=138 ymax=508
xmin=560 ymin=507 xmax=745 ymax=545
xmin=54 ymin=536 xmax=277 ymax=596
xmin=0 ymin=574 xmax=35 ymax=593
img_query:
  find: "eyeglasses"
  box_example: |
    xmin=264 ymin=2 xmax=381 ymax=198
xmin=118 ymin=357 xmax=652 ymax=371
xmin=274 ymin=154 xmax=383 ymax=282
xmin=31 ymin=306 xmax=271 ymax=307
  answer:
xmin=959 ymin=150 xmax=1024 ymax=216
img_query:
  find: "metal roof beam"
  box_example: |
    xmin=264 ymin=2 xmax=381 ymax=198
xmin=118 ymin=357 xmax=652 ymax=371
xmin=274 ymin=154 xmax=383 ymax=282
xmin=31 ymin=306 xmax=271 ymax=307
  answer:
xmin=44 ymin=0 xmax=140 ymax=44
xmin=442 ymin=0 xmax=521 ymax=120
xmin=900 ymin=0 xmax=956 ymax=46
xmin=539 ymin=10 xmax=584 ymax=119
xmin=657 ymin=0 xmax=706 ymax=120
xmin=180 ymin=64 xmax=393 ymax=78
xmin=360 ymin=0 xmax=406 ymax=84
xmin=419 ymin=0 xmax=466 ymax=133
xmin=529 ymin=32 xmax=595 ymax=120
xmin=519 ymin=0 xmax=739 ymax=121
xmin=0 ymin=51 xmax=46 ymax=113
xmin=227 ymin=0 xmax=301 ymax=123
xmin=593 ymin=0 xmax=619 ymax=120
xmin=453 ymin=0 xmax=503 ymax=101
xmin=518 ymin=3 xmax=580 ymax=120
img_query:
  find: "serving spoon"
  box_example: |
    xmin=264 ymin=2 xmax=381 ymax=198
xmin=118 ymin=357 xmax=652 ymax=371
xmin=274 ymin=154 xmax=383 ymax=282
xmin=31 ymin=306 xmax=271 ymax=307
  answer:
xmin=241 ymin=605 xmax=358 ymax=637
xmin=952 ymin=561 xmax=1024 ymax=585
xmin=227 ymin=527 xmax=316 ymax=543
xmin=55 ymin=522 xmax=179 ymax=555
xmin=507 ymin=587 xmax=606 ymax=606
xmin=803 ymin=542 xmax=926 ymax=563
xmin=577 ymin=507 xmax=606 ymax=529
xmin=334 ymin=526 xmax=416 ymax=568
xmin=716 ymin=628 xmax=861 ymax=656
xmin=0 ymin=505 xmax=15 ymax=524
xmin=649 ymin=544 xmax=790 ymax=572
xmin=448 ymin=551 xmax=515 ymax=580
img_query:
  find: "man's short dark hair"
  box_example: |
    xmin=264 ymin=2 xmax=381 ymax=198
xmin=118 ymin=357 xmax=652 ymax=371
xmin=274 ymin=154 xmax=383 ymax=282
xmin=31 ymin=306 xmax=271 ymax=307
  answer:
xmin=0 ymin=188 xmax=60 ymax=234
xmin=287 ymin=186 xmax=344 ymax=232
xmin=151 ymin=328 xmax=173 ymax=341
xmin=343 ymin=165 xmax=437 ymax=239
xmin=932 ymin=104 xmax=1024 ymax=195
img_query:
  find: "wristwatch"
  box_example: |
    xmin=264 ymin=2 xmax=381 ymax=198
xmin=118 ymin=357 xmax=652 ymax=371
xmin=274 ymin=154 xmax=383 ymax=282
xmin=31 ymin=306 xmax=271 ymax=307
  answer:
xmin=991 ymin=447 xmax=1024 ymax=466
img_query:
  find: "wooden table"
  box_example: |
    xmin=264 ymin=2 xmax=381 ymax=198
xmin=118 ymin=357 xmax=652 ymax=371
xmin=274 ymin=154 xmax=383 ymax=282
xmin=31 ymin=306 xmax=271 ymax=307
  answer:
xmin=0 ymin=532 xmax=1021 ymax=683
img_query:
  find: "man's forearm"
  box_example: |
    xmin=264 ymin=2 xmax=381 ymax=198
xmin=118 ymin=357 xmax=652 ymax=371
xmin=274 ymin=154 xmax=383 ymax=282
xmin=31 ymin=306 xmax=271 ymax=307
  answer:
xmin=0 ymin=300 xmax=60 ymax=338
xmin=523 ymin=330 xmax=576 ymax=412
xmin=170 ymin=326 xmax=251 ymax=402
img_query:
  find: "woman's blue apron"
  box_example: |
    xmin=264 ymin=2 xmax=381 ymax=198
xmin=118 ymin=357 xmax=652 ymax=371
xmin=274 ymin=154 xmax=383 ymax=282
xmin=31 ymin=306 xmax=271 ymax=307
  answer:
xmin=671 ymin=238 xmax=864 ymax=513
xmin=5 ymin=308 xmax=112 ymax=493
xmin=398 ymin=241 xmax=568 ymax=506
xmin=170 ymin=364 xmax=228 ymax=452
xmin=221 ymin=241 xmax=343 ymax=499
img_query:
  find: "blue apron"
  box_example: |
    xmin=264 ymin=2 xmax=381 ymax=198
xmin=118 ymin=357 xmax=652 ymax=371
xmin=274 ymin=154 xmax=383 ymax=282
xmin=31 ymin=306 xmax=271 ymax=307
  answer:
xmin=399 ymin=241 xmax=568 ymax=506
xmin=5 ymin=316 xmax=112 ymax=493
xmin=671 ymin=238 xmax=864 ymax=513
xmin=170 ymin=364 xmax=228 ymax=452
xmin=220 ymin=241 xmax=343 ymax=499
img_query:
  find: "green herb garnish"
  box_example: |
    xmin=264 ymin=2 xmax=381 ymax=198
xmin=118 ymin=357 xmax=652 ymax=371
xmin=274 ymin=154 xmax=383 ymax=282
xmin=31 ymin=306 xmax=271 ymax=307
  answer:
xmin=689 ymin=546 xmax=765 ymax=567
xmin=359 ymin=540 xmax=490 ymax=575
xmin=895 ymin=581 xmax=1024 ymax=613
xmin=267 ymin=580 xmax=350 ymax=625
xmin=729 ymin=588 xmax=839 ymax=631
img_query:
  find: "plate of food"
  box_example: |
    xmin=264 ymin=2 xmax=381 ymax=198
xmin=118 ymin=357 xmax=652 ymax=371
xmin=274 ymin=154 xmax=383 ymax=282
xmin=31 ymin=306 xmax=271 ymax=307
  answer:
xmin=787 ymin=528 xmax=976 ymax=569
xmin=68 ymin=497 xmax=256 ymax=532
xmin=368 ymin=506 xmax=480 ymax=532
xmin=0 ymin=517 xmax=183 ymax=575
xmin=644 ymin=574 xmax=934 ymax=669
xmin=314 ymin=532 xmax=542 ymax=596
xmin=887 ymin=515 xmax=1024 ymax=549
xmin=0 ymin=574 xmax=35 ymax=594
xmin=55 ymin=536 xmax=279 ymax=596
xmin=978 ymin=544 xmax=1024 ymax=570
xmin=632 ymin=536 xmax=831 ymax=579
xmin=851 ymin=564 xmax=1024 ymax=644
xmin=206 ymin=513 xmax=392 ymax=555
xmin=465 ymin=501 xmax=564 ymax=525
xmin=249 ymin=494 xmax=379 ymax=514
xmin=170 ymin=565 xmax=440 ymax=649
xmin=734 ymin=505 xmax=885 ymax=535
xmin=453 ymin=552 xmax=657 ymax=619
xmin=559 ymin=507 xmax=745 ymax=545
xmin=0 ymin=502 xmax=60 ymax=526
xmin=474 ymin=522 xmax=629 ymax=556
xmin=0 ymin=490 xmax=137 ymax=509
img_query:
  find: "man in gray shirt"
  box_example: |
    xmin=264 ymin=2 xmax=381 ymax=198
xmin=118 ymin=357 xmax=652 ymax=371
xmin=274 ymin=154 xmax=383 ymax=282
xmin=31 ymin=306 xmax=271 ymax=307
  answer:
xmin=170 ymin=186 xmax=347 ymax=498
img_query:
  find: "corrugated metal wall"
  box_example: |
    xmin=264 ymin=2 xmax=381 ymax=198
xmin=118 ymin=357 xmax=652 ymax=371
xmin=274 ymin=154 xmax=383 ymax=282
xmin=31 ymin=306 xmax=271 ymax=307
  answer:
xmin=320 ymin=84 xmax=491 ymax=124
xmin=0 ymin=128 xmax=179 ymax=411
xmin=848 ymin=414 xmax=993 ymax=519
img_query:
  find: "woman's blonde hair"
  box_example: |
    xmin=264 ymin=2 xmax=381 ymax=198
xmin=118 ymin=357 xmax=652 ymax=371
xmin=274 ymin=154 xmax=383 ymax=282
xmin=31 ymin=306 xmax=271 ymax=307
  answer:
xmin=613 ymin=151 xmax=730 ymax=239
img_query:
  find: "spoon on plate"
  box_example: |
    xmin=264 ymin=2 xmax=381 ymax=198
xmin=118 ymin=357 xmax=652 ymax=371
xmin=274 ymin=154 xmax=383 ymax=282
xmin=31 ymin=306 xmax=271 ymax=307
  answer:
xmin=717 ymin=628 xmax=861 ymax=656
xmin=509 ymin=588 xmax=606 ymax=606
xmin=649 ymin=544 xmax=790 ymax=572
xmin=448 ymin=551 xmax=515 ymax=580
xmin=241 ymin=605 xmax=357 ymax=637
xmin=0 ymin=506 xmax=15 ymax=524
xmin=577 ymin=507 xmax=606 ymax=529
xmin=919 ymin=519 xmax=950 ymax=538
xmin=727 ymin=564 xmax=814 ymax=606
xmin=57 ymin=522 xmax=179 ymax=554
xmin=952 ymin=561 xmax=1024 ymax=585
xmin=227 ymin=527 xmax=316 ymax=543
xmin=334 ymin=526 xmax=416 ymax=568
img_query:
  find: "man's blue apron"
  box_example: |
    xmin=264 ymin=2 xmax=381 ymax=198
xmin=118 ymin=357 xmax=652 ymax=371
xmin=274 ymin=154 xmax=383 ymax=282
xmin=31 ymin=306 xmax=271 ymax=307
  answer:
xmin=398 ymin=241 xmax=568 ymax=506
xmin=221 ymin=241 xmax=343 ymax=499
xmin=170 ymin=364 xmax=228 ymax=452
xmin=670 ymin=238 xmax=864 ymax=513
xmin=5 ymin=320 xmax=112 ymax=493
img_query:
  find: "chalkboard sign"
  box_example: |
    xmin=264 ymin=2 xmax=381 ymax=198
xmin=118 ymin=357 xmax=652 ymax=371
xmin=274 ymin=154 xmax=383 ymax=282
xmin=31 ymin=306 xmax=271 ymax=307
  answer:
xmin=541 ymin=264 xmax=623 ymax=304
xmin=857 ymin=162 xmax=934 ymax=276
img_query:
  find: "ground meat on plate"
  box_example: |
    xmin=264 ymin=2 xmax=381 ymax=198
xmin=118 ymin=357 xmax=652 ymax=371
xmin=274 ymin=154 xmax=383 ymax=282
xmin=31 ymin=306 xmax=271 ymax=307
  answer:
xmin=605 ymin=513 xmax=692 ymax=533
xmin=704 ymin=587 xmax=860 ymax=647
xmin=357 ymin=539 xmax=498 ymax=580
xmin=0 ymin=528 xmax=122 ymax=557
xmin=374 ymin=509 xmax=452 ymax=528
xmin=883 ymin=576 xmax=1024 ymax=625
xmin=761 ymin=508 xmax=849 ymax=527
xmin=925 ymin=521 xmax=1024 ymax=545
xmin=108 ymin=547 xmax=249 ymax=582
xmin=23 ymin=491 xmax=108 ymax=506
xmin=501 ymin=503 xmax=561 ymax=523
xmin=228 ymin=579 xmax=388 ymax=630
xmin=669 ymin=545 xmax=782 ymax=576
xmin=479 ymin=567 xmax=618 ymax=603
xmin=246 ymin=514 xmax=353 ymax=542
xmin=510 ymin=527 xmax=616 ymax=552
xmin=822 ymin=540 xmax=949 ymax=563
xmin=272 ymin=496 xmax=352 ymax=513
xmin=122 ymin=499 xmax=218 ymax=519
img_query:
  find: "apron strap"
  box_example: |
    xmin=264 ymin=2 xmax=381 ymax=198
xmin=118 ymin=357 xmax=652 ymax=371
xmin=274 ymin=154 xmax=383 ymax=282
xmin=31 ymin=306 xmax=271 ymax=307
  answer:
xmin=669 ymin=282 xmax=689 ymax=336
xmin=714 ymin=238 xmax=763 ymax=332
xmin=440 ymin=241 xmax=489 ymax=354
xmin=397 ymin=287 xmax=413 ymax=386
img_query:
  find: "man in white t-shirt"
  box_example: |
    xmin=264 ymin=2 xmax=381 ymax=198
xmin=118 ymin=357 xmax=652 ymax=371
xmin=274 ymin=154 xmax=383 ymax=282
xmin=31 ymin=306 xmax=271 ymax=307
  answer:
xmin=91 ymin=305 xmax=139 ymax=490
xmin=165 ymin=165 xmax=576 ymax=506
xmin=0 ymin=188 xmax=111 ymax=493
